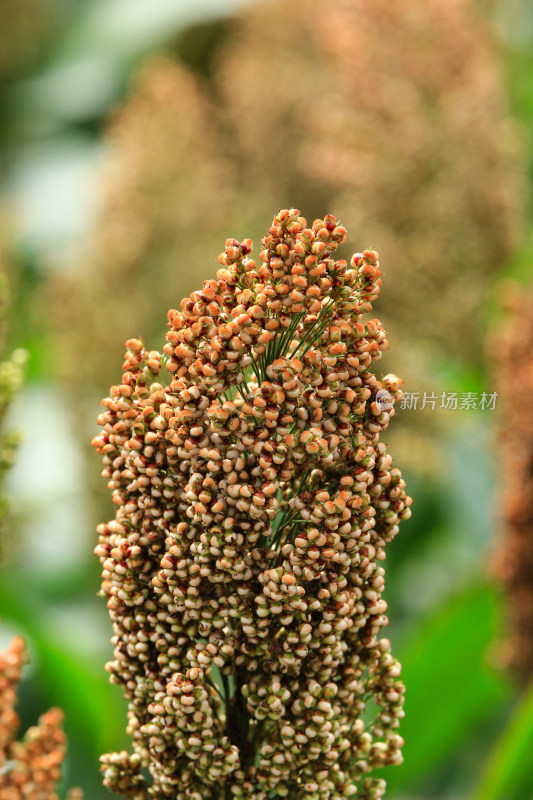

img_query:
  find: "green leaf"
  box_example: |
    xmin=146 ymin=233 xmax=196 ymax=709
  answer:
xmin=469 ymin=679 xmax=533 ymax=800
xmin=383 ymin=583 xmax=510 ymax=791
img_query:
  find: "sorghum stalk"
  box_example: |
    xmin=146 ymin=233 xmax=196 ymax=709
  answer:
xmin=93 ymin=209 xmax=412 ymax=800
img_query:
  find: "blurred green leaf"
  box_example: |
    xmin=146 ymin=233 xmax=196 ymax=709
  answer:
xmin=384 ymin=583 xmax=510 ymax=791
xmin=469 ymin=679 xmax=533 ymax=800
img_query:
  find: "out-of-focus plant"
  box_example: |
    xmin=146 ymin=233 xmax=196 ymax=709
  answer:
xmin=0 ymin=252 xmax=26 ymax=567
xmin=223 ymin=0 xmax=524 ymax=487
xmin=216 ymin=0 xmax=524 ymax=360
xmin=490 ymin=283 xmax=533 ymax=685
xmin=0 ymin=0 xmax=63 ymax=84
xmin=0 ymin=243 xmax=77 ymax=799
xmin=49 ymin=0 xmax=524 ymax=397
xmin=50 ymin=58 xmax=235 ymax=396
xmin=92 ymin=210 xmax=412 ymax=799
xmin=0 ymin=636 xmax=81 ymax=800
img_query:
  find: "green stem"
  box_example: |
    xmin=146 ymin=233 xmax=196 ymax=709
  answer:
xmin=245 ymin=720 xmax=267 ymax=768
xmin=252 ymin=310 xmax=305 ymax=383
xmin=287 ymin=303 xmax=335 ymax=360
xmin=221 ymin=672 xmax=231 ymax=707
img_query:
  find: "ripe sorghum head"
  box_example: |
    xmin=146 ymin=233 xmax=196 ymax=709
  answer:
xmin=93 ymin=210 xmax=412 ymax=799
xmin=490 ymin=284 xmax=533 ymax=684
xmin=0 ymin=636 xmax=79 ymax=800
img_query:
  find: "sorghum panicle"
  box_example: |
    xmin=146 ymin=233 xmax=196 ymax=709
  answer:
xmin=0 ymin=637 xmax=79 ymax=800
xmin=93 ymin=210 xmax=412 ymax=800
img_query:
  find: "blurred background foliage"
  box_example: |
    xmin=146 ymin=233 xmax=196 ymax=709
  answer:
xmin=0 ymin=0 xmax=533 ymax=798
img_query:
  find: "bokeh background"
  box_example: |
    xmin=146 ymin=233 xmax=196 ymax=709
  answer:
xmin=1 ymin=0 xmax=533 ymax=798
